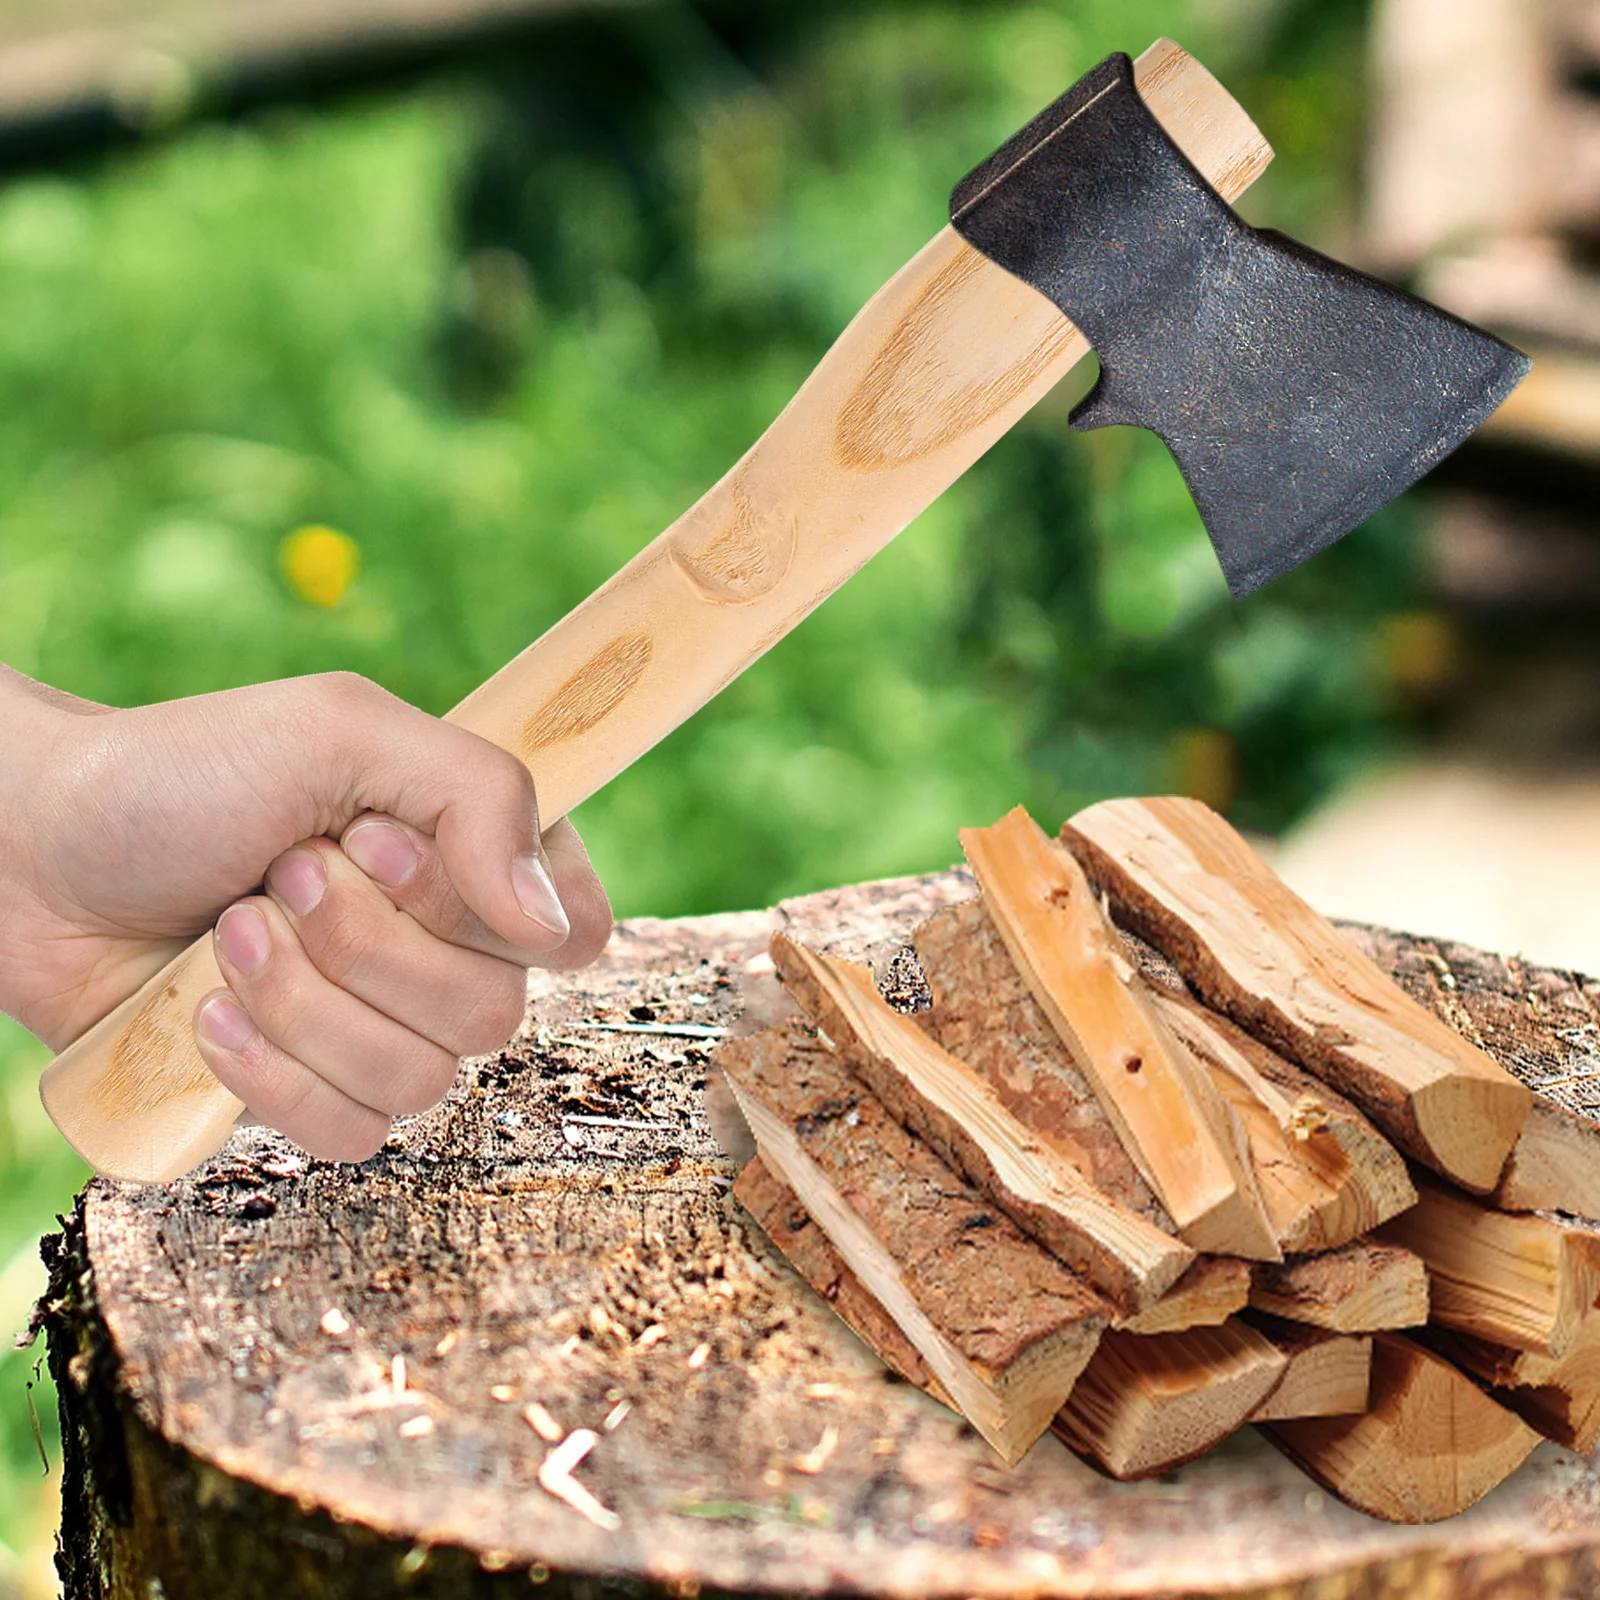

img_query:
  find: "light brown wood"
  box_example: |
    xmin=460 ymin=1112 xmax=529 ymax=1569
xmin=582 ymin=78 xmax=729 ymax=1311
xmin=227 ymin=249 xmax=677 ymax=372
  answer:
xmin=1266 ymin=1334 xmax=1542 ymax=1524
xmin=1377 ymin=1177 xmax=1600 ymax=1358
xmin=733 ymin=1156 xmax=951 ymax=1406
xmin=1061 ymin=796 xmax=1532 ymax=1193
xmin=1248 ymin=1317 xmax=1372 ymax=1422
xmin=1143 ymin=982 xmax=1416 ymax=1252
xmin=1054 ymin=1321 xmax=1287 ymax=1480
xmin=913 ymin=896 xmax=1173 ymax=1228
xmin=720 ymin=1019 xmax=1109 ymax=1463
xmin=960 ymin=808 xmax=1280 ymax=1261
xmin=1428 ymin=1314 xmax=1600 ymax=1453
xmin=1496 ymin=1099 xmax=1600 ymax=1217
xmin=1118 ymin=1256 xmax=1251 ymax=1336
xmin=1249 ymin=1241 xmax=1430 ymax=1333
xmin=769 ymin=933 xmax=1192 ymax=1317
xmin=40 ymin=45 xmax=1274 ymax=1187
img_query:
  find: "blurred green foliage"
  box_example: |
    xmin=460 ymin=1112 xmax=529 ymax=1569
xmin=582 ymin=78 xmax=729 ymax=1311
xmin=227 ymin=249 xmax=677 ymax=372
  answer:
xmin=0 ymin=0 xmax=1411 ymax=1572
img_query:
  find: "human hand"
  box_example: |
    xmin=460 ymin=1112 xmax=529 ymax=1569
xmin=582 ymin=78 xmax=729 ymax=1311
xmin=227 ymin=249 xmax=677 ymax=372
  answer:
xmin=0 ymin=666 xmax=612 ymax=1160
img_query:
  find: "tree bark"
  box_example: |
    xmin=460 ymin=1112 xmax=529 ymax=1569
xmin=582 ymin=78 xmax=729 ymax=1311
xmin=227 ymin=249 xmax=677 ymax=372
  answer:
xmin=42 ymin=868 xmax=1600 ymax=1598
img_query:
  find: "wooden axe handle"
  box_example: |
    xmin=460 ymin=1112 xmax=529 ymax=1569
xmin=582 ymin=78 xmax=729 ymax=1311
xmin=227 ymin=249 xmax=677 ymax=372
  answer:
xmin=39 ymin=39 xmax=1270 ymax=1183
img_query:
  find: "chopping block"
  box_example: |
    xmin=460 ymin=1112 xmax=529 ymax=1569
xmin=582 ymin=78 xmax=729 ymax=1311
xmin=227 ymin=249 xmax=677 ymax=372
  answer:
xmin=42 ymin=870 xmax=1600 ymax=1600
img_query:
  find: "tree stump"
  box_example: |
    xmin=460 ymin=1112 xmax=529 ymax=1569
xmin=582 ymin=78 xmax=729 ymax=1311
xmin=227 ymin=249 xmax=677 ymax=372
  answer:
xmin=42 ymin=868 xmax=1600 ymax=1599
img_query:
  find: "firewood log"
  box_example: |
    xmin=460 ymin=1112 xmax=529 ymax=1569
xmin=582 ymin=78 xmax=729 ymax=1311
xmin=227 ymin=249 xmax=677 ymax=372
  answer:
xmin=1143 ymin=983 xmax=1416 ymax=1251
xmin=1425 ymin=1316 xmax=1600 ymax=1453
xmin=1247 ymin=1316 xmax=1372 ymax=1421
xmin=768 ymin=934 xmax=1194 ymax=1314
xmin=1060 ymin=796 xmax=1531 ymax=1194
xmin=1249 ymin=1241 xmax=1430 ymax=1333
xmin=1054 ymin=1322 xmax=1287 ymax=1480
xmin=959 ymin=808 xmax=1281 ymax=1260
xmin=733 ymin=1156 xmax=950 ymax=1406
xmin=1377 ymin=1177 xmax=1600 ymax=1358
xmin=1498 ymin=1102 xmax=1600 ymax=1219
xmin=719 ymin=1021 xmax=1109 ymax=1461
xmin=1118 ymin=1257 xmax=1251 ymax=1336
xmin=1265 ymin=1334 xmax=1541 ymax=1524
xmin=912 ymin=896 xmax=1173 ymax=1231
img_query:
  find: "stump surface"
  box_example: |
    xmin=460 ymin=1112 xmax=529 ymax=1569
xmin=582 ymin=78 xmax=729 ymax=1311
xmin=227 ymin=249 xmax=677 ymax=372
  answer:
xmin=44 ymin=869 xmax=1600 ymax=1599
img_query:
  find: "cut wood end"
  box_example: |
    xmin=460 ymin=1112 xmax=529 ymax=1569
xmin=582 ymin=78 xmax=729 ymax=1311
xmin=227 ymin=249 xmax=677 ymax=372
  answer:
xmin=1413 ymin=1071 xmax=1534 ymax=1196
xmin=1249 ymin=1241 xmax=1430 ymax=1334
xmin=1266 ymin=1334 xmax=1540 ymax=1524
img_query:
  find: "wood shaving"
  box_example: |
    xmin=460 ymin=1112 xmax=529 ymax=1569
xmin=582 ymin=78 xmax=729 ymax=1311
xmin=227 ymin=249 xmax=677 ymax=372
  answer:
xmin=538 ymin=1429 xmax=621 ymax=1531
xmin=792 ymin=1425 xmax=839 ymax=1475
xmin=524 ymin=1403 xmax=563 ymax=1442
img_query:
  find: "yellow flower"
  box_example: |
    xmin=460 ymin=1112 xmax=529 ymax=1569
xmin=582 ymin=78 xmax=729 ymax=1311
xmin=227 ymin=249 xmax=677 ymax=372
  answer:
xmin=280 ymin=525 xmax=360 ymax=609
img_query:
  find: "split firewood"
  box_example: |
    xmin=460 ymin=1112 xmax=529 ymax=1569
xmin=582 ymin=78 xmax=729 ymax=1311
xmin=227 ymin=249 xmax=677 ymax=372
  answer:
xmin=1143 ymin=983 xmax=1416 ymax=1252
xmin=1496 ymin=1101 xmax=1600 ymax=1219
xmin=1377 ymin=1176 xmax=1600 ymax=1358
xmin=1060 ymin=796 xmax=1531 ymax=1193
xmin=769 ymin=933 xmax=1194 ymax=1315
xmin=1118 ymin=1256 xmax=1251 ymax=1336
xmin=1425 ymin=1315 xmax=1600 ymax=1453
xmin=1248 ymin=1241 xmax=1430 ymax=1333
xmin=732 ymin=1156 xmax=950 ymax=1406
xmin=1054 ymin=1321 xmax=1287 ymax=1480
xmin=1247 ymin=1316 xmax=1372 ymax=1422
xmin=959 ymin=808 xmax=1281 ymax=1261
xmin=912 ymin=896 xmax=1172 ymax=1232
xmin=719 ymin=1020 xmax=1109 ymax=1461
xmin=1265 ymin=1334 xmax=1542 ymax=1524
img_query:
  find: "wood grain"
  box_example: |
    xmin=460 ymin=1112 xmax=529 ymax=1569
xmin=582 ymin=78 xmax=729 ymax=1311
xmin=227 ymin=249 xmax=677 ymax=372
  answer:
xmin=38 ymin=41 xmax=1275 ymax=1185
xmin=1249 ymin=1241 xmax=1430 ymax=1334
xmin=1248 ymin=1318 xmax=1372 ymax=1423
xmin=961 ymin=808 xmax=1279 ymax=1261
xmin=769 ymin=932 xmax=1192 ymax=1316
xmin=1266 ymin=1334 xmax=1542 ymax=1525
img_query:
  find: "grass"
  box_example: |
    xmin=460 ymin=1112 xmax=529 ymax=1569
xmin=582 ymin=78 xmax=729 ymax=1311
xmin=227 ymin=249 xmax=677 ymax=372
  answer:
xmin=0 ymin=0 xmax=1407 ymax=1578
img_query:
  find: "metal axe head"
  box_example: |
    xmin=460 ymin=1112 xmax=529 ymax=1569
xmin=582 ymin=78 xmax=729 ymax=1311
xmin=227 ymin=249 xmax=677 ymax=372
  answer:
xmin=950 ymin=52 xmax=1530 ymax=598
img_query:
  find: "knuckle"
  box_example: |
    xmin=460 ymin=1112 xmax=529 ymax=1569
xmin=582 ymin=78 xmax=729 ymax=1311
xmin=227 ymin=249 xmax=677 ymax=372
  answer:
xmin=383 ymin=1043 xmax=460 ymax=1117
xmin=303 ymin=902 xmax=381 ymax=989
xmin=457 ymin=977 xmax=527 ymax=1055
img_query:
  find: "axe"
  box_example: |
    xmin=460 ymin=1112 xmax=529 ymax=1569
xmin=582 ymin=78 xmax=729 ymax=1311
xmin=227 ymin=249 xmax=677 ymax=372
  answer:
xmin=41 ymin=40 xmax=1527 ymax=1184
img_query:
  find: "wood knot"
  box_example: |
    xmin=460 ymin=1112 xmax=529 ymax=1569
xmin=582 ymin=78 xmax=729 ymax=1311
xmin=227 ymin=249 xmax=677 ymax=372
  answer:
xmin=667 ymin=478 xmax=797 ymax=604
xmin=1124 ymin=1055 xmax=1144 ymax=1075
xmin=521 ymin=632 xmax=653 ymax=757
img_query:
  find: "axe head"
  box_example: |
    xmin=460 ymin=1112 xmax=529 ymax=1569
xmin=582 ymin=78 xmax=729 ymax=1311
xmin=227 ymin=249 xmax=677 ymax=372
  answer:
xmin=951 ymin=52 xmax=1530 ymax=597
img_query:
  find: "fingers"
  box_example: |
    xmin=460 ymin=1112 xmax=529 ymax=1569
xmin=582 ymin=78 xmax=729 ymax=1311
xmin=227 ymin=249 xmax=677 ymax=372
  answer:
xmin=263 ymin=838 xmax=530 ymax=1056
xmin=194 ymin=988 xmax=391 ymax=1164
xmin=337 ymin=812 xmax=612 ymax=971
xmin=290 ymin=675 xmax=574 ymax=957
xmin=204 ymin=895 xmax=462 ymax=1128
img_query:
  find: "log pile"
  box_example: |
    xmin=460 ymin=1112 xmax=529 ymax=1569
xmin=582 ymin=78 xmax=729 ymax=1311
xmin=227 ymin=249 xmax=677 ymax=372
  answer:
xmin=721 ymin=797 xmax=1600 ymax=1523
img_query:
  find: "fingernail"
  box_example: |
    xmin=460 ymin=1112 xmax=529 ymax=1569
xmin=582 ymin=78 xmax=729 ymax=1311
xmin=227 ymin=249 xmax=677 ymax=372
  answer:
xmin=511 ymin=853 xmax=570 ymax=938
xmin=198 ymin=993 xmax=256 ymax=1053
xmin=267 ymin=849 xmax=327 ymax=918
xmin=343 ymin=820 xmax=418 ymax=889
xmin=216 ymin=904 xmax=272 ymax=976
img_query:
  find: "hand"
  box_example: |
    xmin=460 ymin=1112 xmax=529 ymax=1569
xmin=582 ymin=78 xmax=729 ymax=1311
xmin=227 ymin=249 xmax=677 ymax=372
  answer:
xmin=0 ymin=666 xmax=612 ymax=1160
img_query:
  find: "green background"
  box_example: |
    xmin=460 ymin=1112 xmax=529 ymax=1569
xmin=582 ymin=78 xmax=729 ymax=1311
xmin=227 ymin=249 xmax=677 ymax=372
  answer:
xmin=0 ymin=0 xmax=1408 ymax=1577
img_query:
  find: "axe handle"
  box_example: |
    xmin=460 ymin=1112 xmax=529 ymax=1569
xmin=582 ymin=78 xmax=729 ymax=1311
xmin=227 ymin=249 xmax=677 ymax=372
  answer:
xmin=39 ymin=39 xmax=1271 ymax=1184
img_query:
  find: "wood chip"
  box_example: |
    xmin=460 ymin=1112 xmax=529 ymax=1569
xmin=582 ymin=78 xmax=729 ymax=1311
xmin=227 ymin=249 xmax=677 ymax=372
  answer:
xmin=524 ymin=1402 xmax=563 ymax=1443
xmin=636 ymin=1325 xmax=667 ymax=1349
xmin=687 ymin=1343 xmax=711 ymax=1370
xmin=489 ymin=1384 xmax=517 ymax=1403
xmin=537 ymin=1429 xmax=621 ymax=1532
xmin=792 ymin=1424 xmax=839 ymax=1475
xmin=604 ymin=1400 xmax=631 ymax=1432
xmin=433 ymin=1329 xmax=458 ymax=1358
xmin=397 ymin=1415 xmax=434 ymax=1439
xmin=319 ymin=1307 xmax=350 ymax=1337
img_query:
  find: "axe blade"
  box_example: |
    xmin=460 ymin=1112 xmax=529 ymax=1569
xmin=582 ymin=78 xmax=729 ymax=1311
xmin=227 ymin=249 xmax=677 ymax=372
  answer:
xmin=951 ymin=52 xmax=1531 ymax=597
